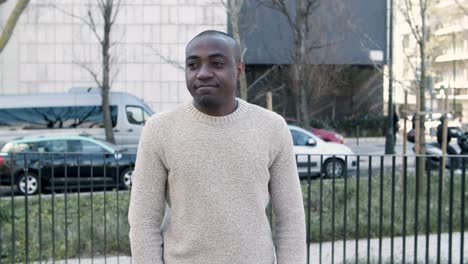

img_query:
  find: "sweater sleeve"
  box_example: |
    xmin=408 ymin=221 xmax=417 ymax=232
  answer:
xmin=269 ymin=121 xmax=306 ymax=264
xmin=128 ymin=117 xmax=168 ymax=264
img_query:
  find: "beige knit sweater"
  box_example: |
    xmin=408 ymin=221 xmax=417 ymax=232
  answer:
xmin=128 ymin=99 xmax=306 ymax=264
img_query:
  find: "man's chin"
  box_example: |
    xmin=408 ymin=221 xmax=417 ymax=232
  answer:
xmin=195 ymin=95 xmax=222 ymax=109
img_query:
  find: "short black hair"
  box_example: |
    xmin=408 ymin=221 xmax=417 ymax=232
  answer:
xmin=188 ymin=30 xmax=241 ymax=62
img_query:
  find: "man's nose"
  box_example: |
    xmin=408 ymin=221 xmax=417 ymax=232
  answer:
xmin=196 ymin=64 xmax=213 ymax=79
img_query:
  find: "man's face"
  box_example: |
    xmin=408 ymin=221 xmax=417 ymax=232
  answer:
xmin=185 ymin=35 xmax=241 ymax=108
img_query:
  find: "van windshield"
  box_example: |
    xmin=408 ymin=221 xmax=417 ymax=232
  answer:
xmin=0 ymin=106 xmax=118 ymax=130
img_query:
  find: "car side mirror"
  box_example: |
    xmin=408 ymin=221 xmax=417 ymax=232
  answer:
xmin=307 ymin=138 xmax=317 ymax=146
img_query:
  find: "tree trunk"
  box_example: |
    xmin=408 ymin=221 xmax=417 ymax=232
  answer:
xmin=0 ymin=0 xmax=30 ymax=53
xmin=229 ymin=1 xmax=248 ymax=101
xmin=416 ymin=9 xmax=427 ymax=192
xmin=101 ymin=0 xmax=115 ymax=144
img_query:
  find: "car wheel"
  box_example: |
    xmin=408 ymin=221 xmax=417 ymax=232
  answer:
xmin=120 ymin=168 xmax=133 ymax=189
xmin=323 ymin=158 xmax=345 ymax=178
xmin=17 ymin=172 xmax=40 ymax=195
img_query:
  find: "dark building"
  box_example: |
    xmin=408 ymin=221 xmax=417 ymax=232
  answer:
xmin=229 ymin=0 xmax=387 ymax=121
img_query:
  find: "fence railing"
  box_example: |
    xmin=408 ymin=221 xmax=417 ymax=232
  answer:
xmin=0 ymin=153 xmax=466 ymax=263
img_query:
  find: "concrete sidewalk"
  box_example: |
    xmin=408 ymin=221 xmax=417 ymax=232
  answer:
xmin=310 ymin=232 xmax=467 ymax=263
xmin=32 ymin=232 xmax=467 ymax=264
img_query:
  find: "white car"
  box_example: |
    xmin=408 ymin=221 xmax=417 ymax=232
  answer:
xmin=289 ymin=125 xmax=357 ymax=178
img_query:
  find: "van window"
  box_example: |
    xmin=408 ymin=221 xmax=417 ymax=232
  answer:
xmin=0 ymin=106 xmax=118 ymax=130
xmin=126 ymin=106 xmax=150 ymax=125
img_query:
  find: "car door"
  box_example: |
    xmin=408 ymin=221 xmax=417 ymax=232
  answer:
xmin=116 ymin=105 xmax=151 ymax=149
xmin=37 ymin=140 xmax=68 ymax=190
xmin=290 ymin=129 xmax=323 ymax=176
xmin=78 ymin=140 xmax=114 ymax=188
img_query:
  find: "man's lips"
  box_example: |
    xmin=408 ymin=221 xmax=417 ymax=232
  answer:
xmin=195 ymin=84 xmax=218 ymax=89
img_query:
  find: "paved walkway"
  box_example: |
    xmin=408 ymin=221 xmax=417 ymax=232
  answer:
xmin=32 ymin=232 xmax=467 ymax=264
xmin=309 ymin=232 xmax=467 ymax=263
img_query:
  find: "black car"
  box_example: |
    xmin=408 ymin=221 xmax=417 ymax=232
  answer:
xmin=0 ymin=135 xmax=136 ymax=195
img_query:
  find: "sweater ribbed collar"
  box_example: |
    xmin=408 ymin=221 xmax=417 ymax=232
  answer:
xmin=185 ymin=98 xmax=249 ymax=125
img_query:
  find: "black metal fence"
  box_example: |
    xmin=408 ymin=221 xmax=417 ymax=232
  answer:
xmin=0 ymin=153 xmax=466 ymax=263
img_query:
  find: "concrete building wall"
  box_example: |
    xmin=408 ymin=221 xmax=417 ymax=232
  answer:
xmin=0 ymin=0 xmax=227 ymax=113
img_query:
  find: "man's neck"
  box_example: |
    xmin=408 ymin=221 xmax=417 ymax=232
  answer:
xmin=194 ymin=99 xmax=238 ymax=117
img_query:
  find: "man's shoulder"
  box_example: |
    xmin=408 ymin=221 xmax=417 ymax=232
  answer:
xmin=147 ymin=102 xmax=188 ymax=126
xmin=245 ymin=101 xmax=286 ymax=126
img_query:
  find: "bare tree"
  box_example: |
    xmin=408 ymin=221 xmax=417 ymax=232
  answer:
xmin=221 ymin=0 xmax=249 ymax=101
xmin=0 ymin=0 xmax=30 ymax=53
xmin=398 ymin=0 xmax=436 ymax=184
xmin=262 ymin=0 xmax=348 ymax=127
xmin=56 ymin=0 xmax=122 ymax=143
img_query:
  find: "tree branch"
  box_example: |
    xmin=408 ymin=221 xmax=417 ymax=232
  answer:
xmin=110 ymin=0 xmax=122 ymax=26
xmin=455 ymin=0 xmax=468 ymax=16
xmin=0 ymin=0 xmax=30 ymax=53
xmin=247 ymin=64 xmax=279 ymax=91
xmin=147 ymin=45 xmax=184 ymax=71
xmin=53 ymin=4 xmax=103 ymax=44
xmin=74 ymin=61 xmax=102 ymax=88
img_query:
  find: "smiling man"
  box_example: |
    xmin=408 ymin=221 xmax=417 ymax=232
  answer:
xmin=128 ymin=30 xmax=306 ymax=264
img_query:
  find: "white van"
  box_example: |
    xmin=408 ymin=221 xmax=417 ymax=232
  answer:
xmin=0 ymin=88 xmax=154 ymax=150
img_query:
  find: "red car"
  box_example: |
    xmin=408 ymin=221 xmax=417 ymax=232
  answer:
xmin=285 ymin=118 xmax=345 ymax=144
xmin=310 ymin=127 xmax=344 ymax=144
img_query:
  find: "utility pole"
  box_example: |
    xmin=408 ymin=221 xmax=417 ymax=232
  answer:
xmin=385 ymin=0 xmax=395 ymax=154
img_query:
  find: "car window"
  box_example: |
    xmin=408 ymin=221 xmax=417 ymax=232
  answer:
xmin=81 ymin=140 xmax=108 ymax=153
xmin=68 ymin=140 xmax=83 ymax=153
xmin=1 ymin=142 xmax=36 ymax=153
xmin=291 ymin=130 xmax=311 ymax=146
xmin=37 ymin=140 xmax=68 ymax=152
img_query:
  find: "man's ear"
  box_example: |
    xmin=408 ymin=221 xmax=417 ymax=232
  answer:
xmin=237 ymin=61 xmax=245 ymax=79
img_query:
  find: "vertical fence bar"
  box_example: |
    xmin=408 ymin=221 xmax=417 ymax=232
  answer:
xmin=378 ymin=156 xmax=384 ymax=264
xmin=38 ymin=154 xmax=43 ymax=262
xmin=90 ymin=155 xmax=94 ymax=263
xmin=343 ymin=155 xmax=348 ymax=264
xmin=116 ymin=156 xmax=120 ymax=264
xmin=23 ymin=154 xmax=29 ymax=264
xmin=414 ymin=153 xmax=420 ymax=264
xmin=402 ymin=156 xmax=408 ymax=264
xmin=425 ymin=158 xmax=432 ymax=264
xmin=103 ymin=153 xmax=107 ymax=263
xmin=319 ymin=155 xmax=323 ymax=264
xmin=331 ymin=156 xmax=336 ymax=264
xmin=461 ymin=157 xmax=465 ymax=264
xmin=77 ymin=154 xmax=81 ymax=263
xmin=448 ymin=158 xmax=455 ymax=264
xmin=366 ymin=156 xmax=372 ymax=264
xmin=437 ymin=157 xmax=443 ymax=264
xmin=0 ymin=155 xmax=2 ymax=263
xmin=9 ymin=154 xmax=15 ymax=264
xmin=355 ymin=155 xmax=360 ymax=264
xmin=51 ymin=154 xmax=56 ymax=262
xmin=391 ymin=156 xmax=396 ymax=264
xmin=64 ymin=153 xmax=68 ymax=262
xmin=306 ymin=155 xmax=311 ymax=264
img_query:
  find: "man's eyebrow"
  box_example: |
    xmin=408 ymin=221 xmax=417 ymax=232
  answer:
xmin=185 ymin=53 xmax=228 ymax=61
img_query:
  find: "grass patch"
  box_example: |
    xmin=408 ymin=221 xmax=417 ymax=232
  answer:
xmin=0 ymin=190 xmax=131 ymax=263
